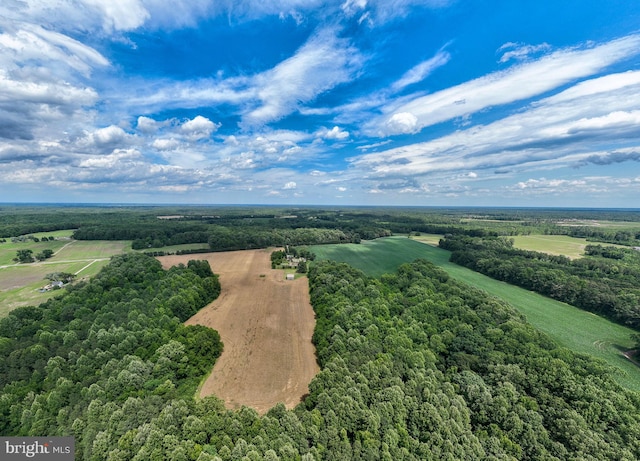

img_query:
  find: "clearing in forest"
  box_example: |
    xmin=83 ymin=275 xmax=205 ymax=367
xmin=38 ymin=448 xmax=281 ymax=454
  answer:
xmin=157 ymin=249 xmax=319 ymax=414
xmin=511 ymin=234 xmax=589 ymax=259
xmin=0 ymin=235 xmax=129 ymax=316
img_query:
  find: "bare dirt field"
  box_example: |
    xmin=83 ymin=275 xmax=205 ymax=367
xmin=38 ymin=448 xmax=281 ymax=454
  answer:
xmin=157 ymin=249 xmax=319 ymax=414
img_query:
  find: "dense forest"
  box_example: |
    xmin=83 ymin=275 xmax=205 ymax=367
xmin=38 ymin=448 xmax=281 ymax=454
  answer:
xmin=1 ymin=252 xmax=640 ymax=459
xmin=440 ymin=235 xmax=640 ymax=329
xmin=0 ymin=254 xmax=223 ymax=458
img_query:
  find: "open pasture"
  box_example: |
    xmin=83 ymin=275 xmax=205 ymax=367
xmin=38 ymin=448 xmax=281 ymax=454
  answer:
xmin=312 ymin=236 xmax=640 ymax=390
xmin=0 ymin=236 xmax=130 ymax=314
xmin=511 ymin=234 xmax=590 ymax=259
xmin=0 ymin=238 xmax=69 ymax=266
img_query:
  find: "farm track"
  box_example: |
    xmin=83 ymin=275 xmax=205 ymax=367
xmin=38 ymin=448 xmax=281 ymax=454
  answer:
xmin=157 ymin=249 xmax=319 ymax=414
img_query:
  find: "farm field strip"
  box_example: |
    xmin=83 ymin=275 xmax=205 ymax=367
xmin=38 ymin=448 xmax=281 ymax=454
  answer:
xmin=157 ymin=249 xmax=319 ymax=414
xmin=311 ymin=236 xmax=640 ymax=390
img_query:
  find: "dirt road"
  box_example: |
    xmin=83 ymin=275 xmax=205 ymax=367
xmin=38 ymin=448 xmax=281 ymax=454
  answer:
xmin=157 ymin=249 xmax=319 ymax=414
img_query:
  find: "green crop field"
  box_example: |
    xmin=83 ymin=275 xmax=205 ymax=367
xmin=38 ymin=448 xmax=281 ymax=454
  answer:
xmin=311 ymin=236 xmax=640 ymax=390
xmin=312 ymin=236 xmax=445 ymax=277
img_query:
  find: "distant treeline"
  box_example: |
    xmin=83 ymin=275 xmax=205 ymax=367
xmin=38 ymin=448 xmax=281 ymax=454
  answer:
xmin=71 ymin=212 xmax=394 ymax=250
xmin=3 ymin=206 xmax=640 ymax=248
xmin=440 ymin=235 xmax=640 ymax=328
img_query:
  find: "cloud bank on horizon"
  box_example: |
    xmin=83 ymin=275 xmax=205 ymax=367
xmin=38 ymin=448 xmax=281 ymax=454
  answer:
xmin=1 ymin=0 xmax=639 ymax=207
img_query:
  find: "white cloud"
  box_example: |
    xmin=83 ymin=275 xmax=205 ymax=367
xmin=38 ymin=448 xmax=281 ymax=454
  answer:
xmin=152 ymin=138 xmax=180 ymax=151
xmin=341 ymin=0 xmax=451 ymax=25
xmin=0 ymin=19 xmax=108 ymax=142
xmin=370 ymin=34 xmax=640 ymax=136
xmin=243 ymin=26 xmax=364 ymax=127
xmin=179 ymin=115 xmax=219 ymax=140
xmin=120 ymin=27 xmax=364 ymax=129
xmin=78 ymin=148 xmax=142 ymax=168
xmin=505 ymin=176 xmax=633 ymax=199
xmin=84 ymin=0 xmax=150 ymax=32
xmin=137 ymin=116 xmax=161 ymax=134
xmin=391 ymin=49 xmax=451 ymax=93
xmin=385 ymin=112 xmax=418 ymax=134
xmin=0 ymin=72 xmax=98 ymax=107
xmin=320 ymin=126 xmax=350 ymax=140
xmin=0 ymin=0 xmax=149 ymax=34
xmin=94 ymin=125 xmax=127 ymax=143
xmin=356 ymin=140 xmax=392 ymax=151
xmin=283 ymin=181 xmax=297 ymax=189
xmin=352 ymin=69 xmax=640 ymax=178
xmin=498 ymin=42 xmax=552 ymax=63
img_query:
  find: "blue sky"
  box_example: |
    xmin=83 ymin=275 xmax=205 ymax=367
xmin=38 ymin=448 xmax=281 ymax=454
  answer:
xmin=1 ymin=0 xmax=640 ymax=207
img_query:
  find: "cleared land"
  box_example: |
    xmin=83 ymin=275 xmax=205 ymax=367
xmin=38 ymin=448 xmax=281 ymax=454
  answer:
xmin=311 ymin=237 xmax=640 ymax=390
xmin=511 ymin=234 xmax=590 ymax=259
xmin=157 ymin=249 xmax=319 ymax=414
xmin=0 ymin=236 xmax=130 ymax=315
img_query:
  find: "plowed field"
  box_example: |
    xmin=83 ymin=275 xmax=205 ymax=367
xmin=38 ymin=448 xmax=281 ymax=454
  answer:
xmin=157 ymin=249 xmax=319 ymax=414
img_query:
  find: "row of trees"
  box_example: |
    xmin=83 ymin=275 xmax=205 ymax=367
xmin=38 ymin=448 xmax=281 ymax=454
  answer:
xmin=13 ymin=248 xmax=55 ymax=263
xmin=440 ymin=235 xmax=640 ymax=328
xmin=3 ymin=251 xmax=640 ymax=459
xmin=207 ymin=227 xmax=359 ymax=252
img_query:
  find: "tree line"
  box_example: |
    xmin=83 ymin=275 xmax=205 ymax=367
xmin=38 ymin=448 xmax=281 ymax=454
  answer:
xmin=440 ymin=235 xmax=640 ymax=328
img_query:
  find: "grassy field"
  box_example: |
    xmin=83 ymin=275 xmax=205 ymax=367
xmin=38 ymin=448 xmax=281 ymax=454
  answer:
xmin=511 ymin=234 xmax=591 ymax=259
xmin=311 ymin=236 xmax=640 ymax=390
xmin=0 ymin=234 xmax=73 ymax=266
xmin=0 ymin=235 xmax=213 ymax=316
xmin=312 ymin=236 xmax=439 ymax=277
xmin=0 ymin=234 xmax=131 ymax=315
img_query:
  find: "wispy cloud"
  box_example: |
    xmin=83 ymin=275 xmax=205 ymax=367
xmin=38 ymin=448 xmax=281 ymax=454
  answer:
xmin=367 ymin=34 xmax=640 ymax=135
xmin=242 ymin=27 xmax=364 ymax=127
xmin=391 ymin=49 xmax=451 ymax=93
xmin=0 ymin=19 xmax=108 ymax=142
xmin=341 ymin=0 xmax=453 ymax=25
xmin=118 ymin=26 xmax=365 ymax=129
xmin=498 ymin=42 xmax=552 ymax=63
xmin=352 ymin=69 xmax=640 ymax=179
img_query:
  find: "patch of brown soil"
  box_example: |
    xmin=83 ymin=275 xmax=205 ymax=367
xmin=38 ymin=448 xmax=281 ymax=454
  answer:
xmin=157 ymin=249 xmax=319 ymax=414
